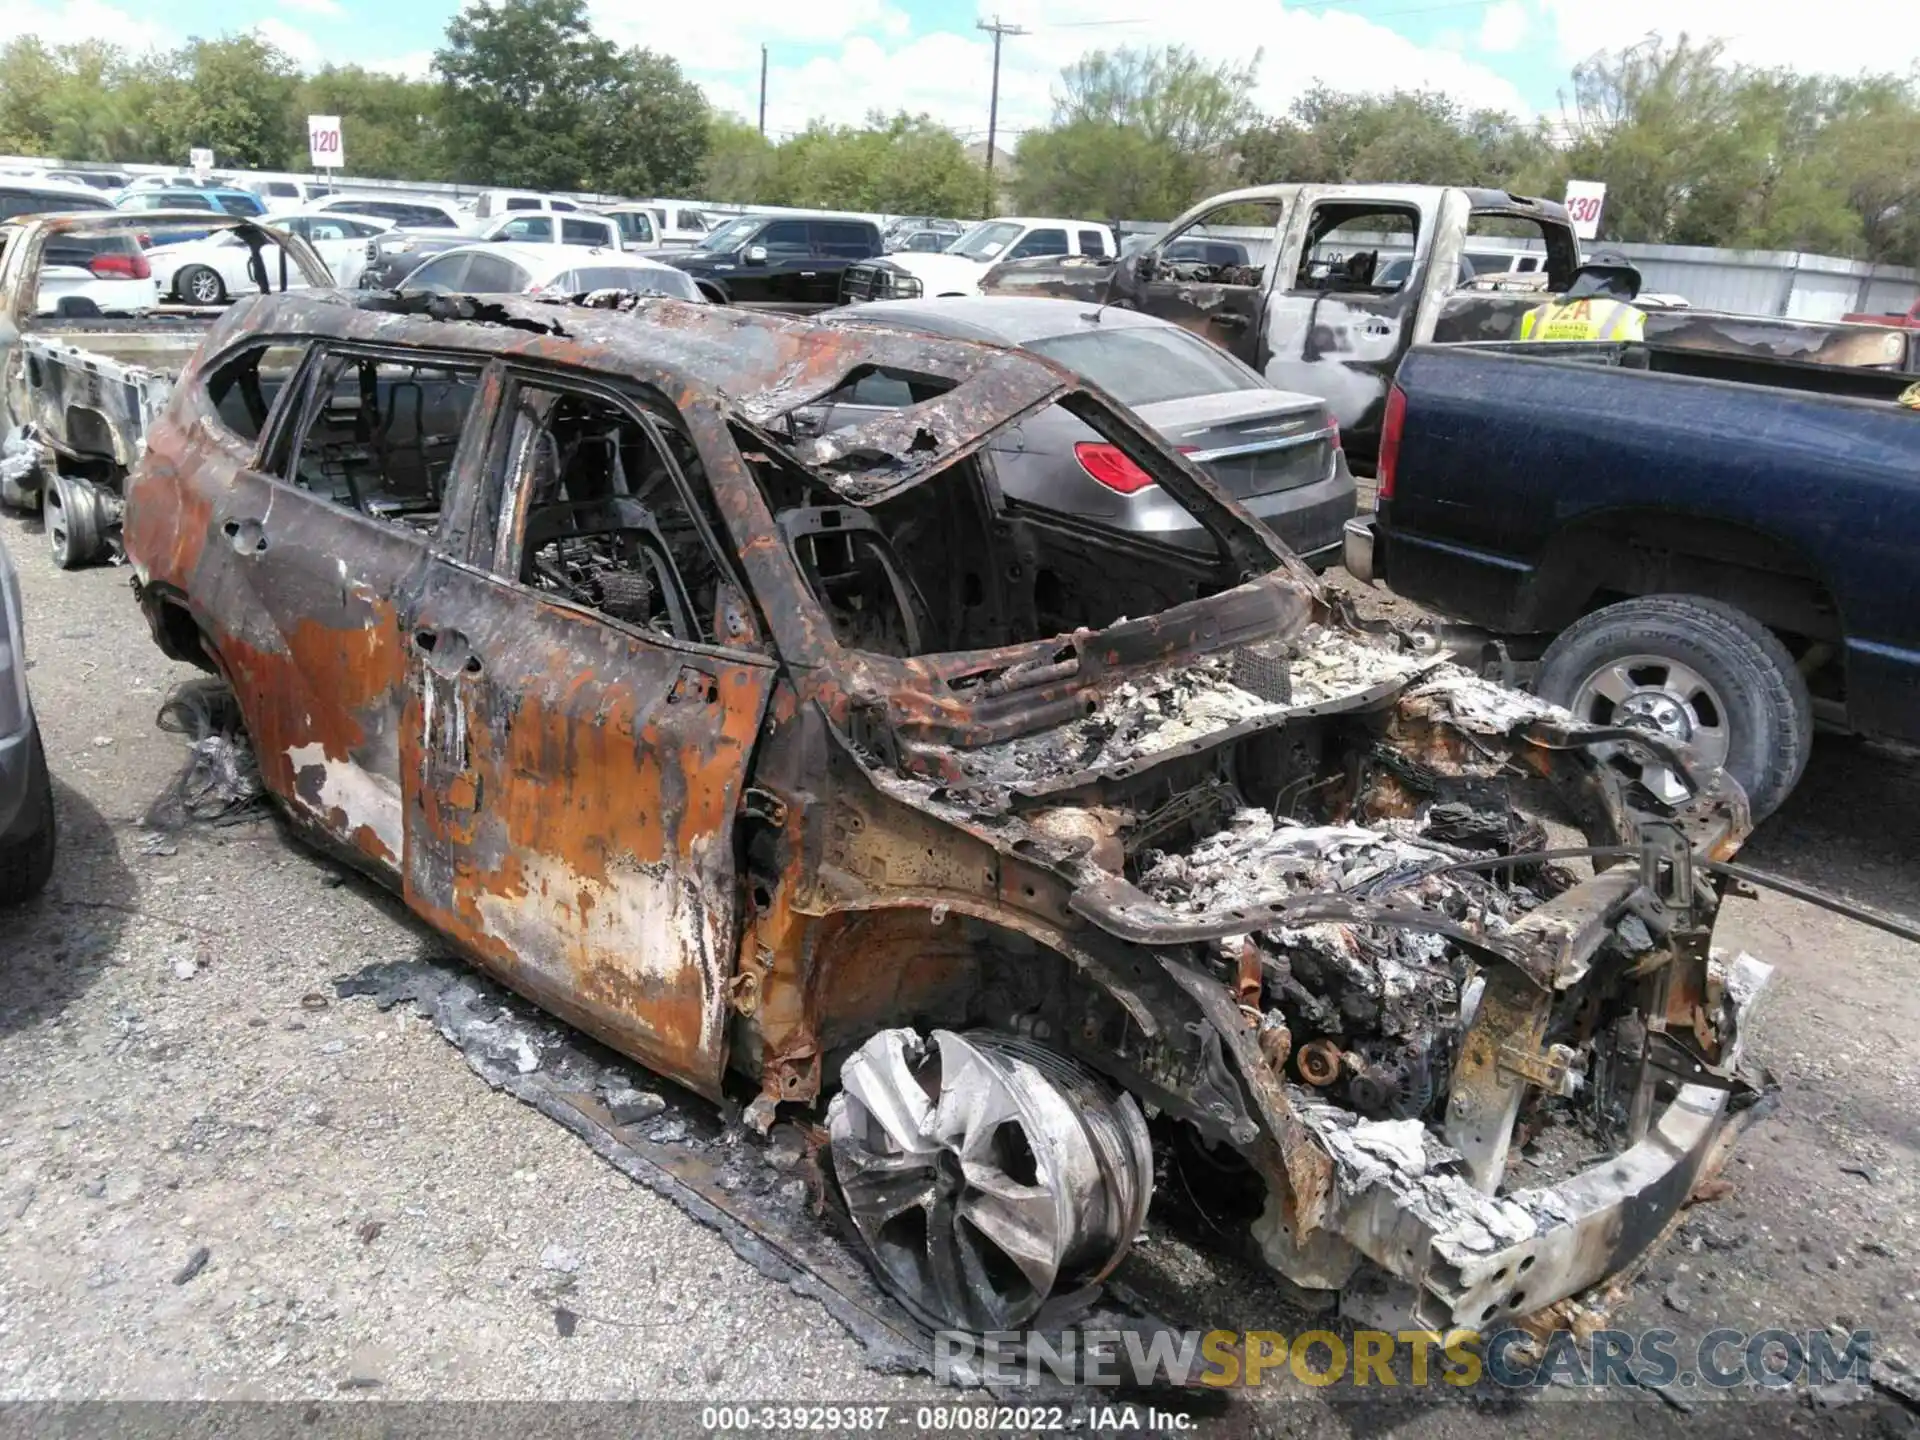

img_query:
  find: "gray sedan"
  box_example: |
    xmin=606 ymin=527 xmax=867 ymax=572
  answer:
xmin=0 ymin=534 xmax=54 ymax=905
xmin=820 ymin=297 xmax=1356 ymax=564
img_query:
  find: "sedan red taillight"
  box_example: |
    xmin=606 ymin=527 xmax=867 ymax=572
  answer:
xmin=88 ymin=250 xmax=151 ymax=281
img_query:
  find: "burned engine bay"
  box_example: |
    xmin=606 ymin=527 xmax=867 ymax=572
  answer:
xmin=809 ymin=615 xmax=1769 ymax=1337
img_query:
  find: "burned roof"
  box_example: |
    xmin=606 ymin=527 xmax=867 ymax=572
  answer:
xmin=203 ymin=289 xmax=1078 ymax=503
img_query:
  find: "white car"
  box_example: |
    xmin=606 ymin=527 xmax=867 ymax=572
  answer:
xmin=396 ymin=242 xmax=704 ymax=301
xmin=147 ymin=210 xmax=392 ymax=304
xmin=877 ymin=216 xmax=1119 ymax=297
xmin=480 ymin=211 xmax=623 ymax=249
xmin=239 ymin=176 xmax=340 ymax=212
xmin=469 ymin=190 xmax=590 ymax=228
xmin=598 ymin=201 xmax=712 ymax=249
xmin=309 ymin=194 xmax=467 ymax=233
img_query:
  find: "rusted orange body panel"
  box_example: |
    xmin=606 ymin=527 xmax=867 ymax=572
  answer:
xmin=124 ymin=290 xmax=1766 ymax=1333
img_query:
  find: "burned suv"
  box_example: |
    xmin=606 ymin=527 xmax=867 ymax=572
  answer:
xmin=124 ymin=290 xmax=1768 ymax=1336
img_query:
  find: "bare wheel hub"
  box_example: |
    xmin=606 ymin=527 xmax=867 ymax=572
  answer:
xmin=828 ymin=1028 xmax=1153 ymax=1333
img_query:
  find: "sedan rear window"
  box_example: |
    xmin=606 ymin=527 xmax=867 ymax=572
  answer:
xmin=565 ymin=266 xmax=700 ymax=300
xmin=1025 ymin=327 xmax=1263 ymax=406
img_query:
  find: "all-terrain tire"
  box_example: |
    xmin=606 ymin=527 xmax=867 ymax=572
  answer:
xmin=1534 ymin=594 xmax=1813 ymax=820
xmin=0 ymin=728 xmax=56 ymax=906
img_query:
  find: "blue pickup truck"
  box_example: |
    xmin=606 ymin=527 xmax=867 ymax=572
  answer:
xmin=1345 ymin=339 xmax=1920 ymax=817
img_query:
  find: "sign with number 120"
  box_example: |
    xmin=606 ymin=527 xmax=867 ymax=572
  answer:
xmin=308 ymin=115 xmax=343 ymax=170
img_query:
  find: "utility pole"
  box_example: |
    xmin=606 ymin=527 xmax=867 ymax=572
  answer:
xmin=758 ymin=45 xmax=769 ymax=137
xmin=976 ymin=16 xmax=1026 ymax=219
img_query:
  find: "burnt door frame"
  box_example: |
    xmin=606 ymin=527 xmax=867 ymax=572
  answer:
xmin=396 ymin=364 xmax=777 ymax=1096
xmin=1130 ymin=199 xmax=1284 ymax=368
xmin=1258 ymin=190 xmax=1435 ymax=466
xmin=217 ymin=339 xmax=496 ymax=879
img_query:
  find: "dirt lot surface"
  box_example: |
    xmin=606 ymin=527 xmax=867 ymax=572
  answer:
xmin=2 ymin=511 xmax=1918 ymax=1438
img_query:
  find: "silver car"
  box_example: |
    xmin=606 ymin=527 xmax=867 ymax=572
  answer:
xmin=821 ymin=297 xmax=1357 ymax=564
xmin=0 ymin=534 xmax=54 ymax=904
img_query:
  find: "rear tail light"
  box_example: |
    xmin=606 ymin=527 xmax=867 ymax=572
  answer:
xmin=1328 ymin=416 xmax=1341 ymax=450
xmin=89 ymin=250 xmax=151 ymax=280
xmin=1376 ymin=385 xmax=1407 ymax=501
xmin=1074 ymin=442 xmax=1159 ymax=495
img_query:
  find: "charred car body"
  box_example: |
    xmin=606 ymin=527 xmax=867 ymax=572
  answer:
xmin=123 ymin=290 xmax=1769 ymax=1337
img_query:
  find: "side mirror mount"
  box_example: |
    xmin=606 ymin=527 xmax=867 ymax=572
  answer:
xmin=745 ymin=244 xmax=769 ymax=266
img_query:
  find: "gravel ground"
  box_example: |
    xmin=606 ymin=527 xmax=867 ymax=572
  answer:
xmin=2 ymin=509 xmax=1918 ymax=1437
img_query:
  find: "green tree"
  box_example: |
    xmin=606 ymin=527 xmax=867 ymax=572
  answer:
xmin=146 ymin=35 xmax=302 ymax=170
xmin=0 ymin=39 xmax=64 ymax=155
xmin=436 ymin=0 xmax=706 ymax=195
xmin=763 ymin=112 xmax=981 ymax=214
xmin=297 ymin=66 xmax=442 ymax=181
xmin=701 ymin=114 xmax=778 ymax=204
xmin=1235 ymin=88 xmax=1553 ymax=190
xmin=436 ymin=0 xmax=612 ymax=189
xmin=584 ymin=48 xmax=709 ymax=196
xmin=1011 ymin=45 xmax=1261 ymax=220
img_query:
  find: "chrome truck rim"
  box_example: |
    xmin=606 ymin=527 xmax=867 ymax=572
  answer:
xmin=1572 ymin=653 xmax=1731 ymax=804
xmin=828 ymin=1029 xmax=1152 ymax=1332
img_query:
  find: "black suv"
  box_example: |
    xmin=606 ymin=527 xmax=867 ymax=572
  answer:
xmin=659 ymin=214 xmax=882 ymax=309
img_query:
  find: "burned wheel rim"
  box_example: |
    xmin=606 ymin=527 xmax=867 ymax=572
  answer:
xmin=828 ymin=1029 xmax=1152 ymax=1333
xmin=43 ymin=478 xmax=70 ymax=566
xmin=44 ymin=473 xmax=102 ymax=569
xmin=1572 ymin=652 xmax=1731 ymax=805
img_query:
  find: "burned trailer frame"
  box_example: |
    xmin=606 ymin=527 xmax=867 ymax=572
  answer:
xmin=0 ymin=211 xmax=333 ymax=564
xmin=126 ymin=289 xmax=1768 ymax=1339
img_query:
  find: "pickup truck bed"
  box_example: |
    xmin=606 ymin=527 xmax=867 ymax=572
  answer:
xmin=1354 ymin=338 xmax=1920 ymax=815
xmin=1 ymin=211 xmax=330 ymax=567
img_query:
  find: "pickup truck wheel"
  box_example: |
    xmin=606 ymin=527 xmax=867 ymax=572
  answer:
xmin=1535 ymin=595 xmax=1812 ymax=819
xmin=828 ymin=1027 xmax=1152 ymax=1333
xmin=0 ymin=727 xmax=57 ymax=907
xmin=176 ymin=265 xmax=226 ymax=306
xmin=44 ymin=473 xmax=104 ymax=570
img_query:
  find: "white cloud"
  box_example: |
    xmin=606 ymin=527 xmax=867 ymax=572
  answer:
xmin=1477 ymin=1 xmax=1530 ymax=55
xmin=280 ymin=0 xmax=344 ymax=16
xmin=1540 ymin=0 xmax=1920 ymax=73
xmin=588 ymin=0 xmax=914 ymax=78
xmin=252 ymin=17 xmax=321 ymax=69
xmin=364 ymin=48 xmax=436 ymax=81
xmin=0 ymin=0 xmax=163 ymax=54
xmin=691 ymin=1 xmax=1536 ymax=141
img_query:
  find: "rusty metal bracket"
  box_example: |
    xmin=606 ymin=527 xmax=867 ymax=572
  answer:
xmin=1446 ymin=969 xmax=1552 ymax=1193
xmin=1496 ymin=1040 xmax=1580 ymax=1095
xmin=1637 ymin=819 xmax=1694 ymax=909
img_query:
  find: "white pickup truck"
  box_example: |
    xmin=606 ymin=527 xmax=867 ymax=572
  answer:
xmin=0 ymin=210 xmax=330 ymax=567
xmin=841 ymin=216 xmax=1118 ymax=300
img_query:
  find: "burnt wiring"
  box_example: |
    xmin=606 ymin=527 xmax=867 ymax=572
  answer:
xmin=1358 ymin=843 xmax=1920 ymax=947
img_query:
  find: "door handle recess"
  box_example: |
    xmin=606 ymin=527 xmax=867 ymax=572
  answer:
xmin=221 ymin=517 xmax=268 ymax=553
xmin=415 ymin=627 xmax=483 ymax=677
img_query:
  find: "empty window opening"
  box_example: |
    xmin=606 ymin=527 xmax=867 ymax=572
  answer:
xmin=280 ymin=352 xmax=480 ymax=527
xmin=496 ymin=386 xmax=748 ymax=650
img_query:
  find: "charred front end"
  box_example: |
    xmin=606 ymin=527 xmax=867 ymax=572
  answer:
xmin=771 ymin=601 xmax=1768 ymax=1332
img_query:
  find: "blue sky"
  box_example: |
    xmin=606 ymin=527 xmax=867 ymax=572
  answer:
xmin=5 ymin=0 xmax=1910 ymax=145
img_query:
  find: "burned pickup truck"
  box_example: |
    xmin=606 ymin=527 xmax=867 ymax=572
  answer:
xmin=123 ymin=290 xmax=1769 ymax=1337
xmin=0 ymin=210 xmax=331 ymax=566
